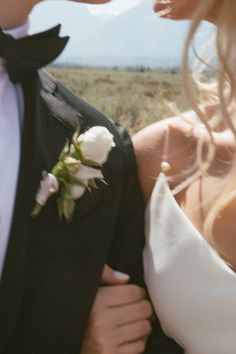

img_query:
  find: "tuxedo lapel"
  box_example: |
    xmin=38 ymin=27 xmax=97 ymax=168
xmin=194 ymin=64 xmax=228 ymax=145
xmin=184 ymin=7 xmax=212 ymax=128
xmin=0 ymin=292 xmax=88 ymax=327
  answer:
xmin=0 ymin=72 xmax=85 ymax=350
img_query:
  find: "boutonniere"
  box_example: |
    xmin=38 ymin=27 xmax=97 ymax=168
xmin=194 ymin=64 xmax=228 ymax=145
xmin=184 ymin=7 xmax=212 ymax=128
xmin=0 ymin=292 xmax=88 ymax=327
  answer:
xmin=32 ymin=126 xmax=115 ymax=222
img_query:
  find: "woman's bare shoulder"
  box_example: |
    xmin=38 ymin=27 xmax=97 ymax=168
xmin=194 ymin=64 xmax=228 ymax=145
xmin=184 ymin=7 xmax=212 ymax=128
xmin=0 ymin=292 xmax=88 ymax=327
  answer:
xmin=132 ymin=112 xmax=199 ymax=202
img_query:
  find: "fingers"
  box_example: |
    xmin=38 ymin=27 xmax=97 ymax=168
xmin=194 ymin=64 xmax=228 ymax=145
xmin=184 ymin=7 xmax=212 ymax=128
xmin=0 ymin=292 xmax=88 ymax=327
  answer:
xmin=111 ymin=299 xmax=153 ymax=326
xmin=83 ymin=284 xmax=153 ymax=354
xmin=154 ymin=0 xmax=172 ymax=17
xmin=93 ymin=285 xmax=147 ymax=308
xmin=118 ymin=340 xmax=147 ymax=354
xmin=101 ymin=264 xmax=130 ymax=285
xmin=116 ymin=320 xmax=152 ymax=344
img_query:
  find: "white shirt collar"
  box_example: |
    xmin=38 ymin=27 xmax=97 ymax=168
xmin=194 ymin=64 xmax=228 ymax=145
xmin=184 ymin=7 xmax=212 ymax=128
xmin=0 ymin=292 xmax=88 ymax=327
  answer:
xmin=0 ymin=19 xmax=29 ymax=73
xmin=3 ymin=18 xmax=29 ymax=39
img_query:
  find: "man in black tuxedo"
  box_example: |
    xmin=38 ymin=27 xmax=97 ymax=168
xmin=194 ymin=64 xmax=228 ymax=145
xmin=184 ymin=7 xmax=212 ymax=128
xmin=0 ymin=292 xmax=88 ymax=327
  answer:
xmin=0 ymin=0 xmax=183 ymax=353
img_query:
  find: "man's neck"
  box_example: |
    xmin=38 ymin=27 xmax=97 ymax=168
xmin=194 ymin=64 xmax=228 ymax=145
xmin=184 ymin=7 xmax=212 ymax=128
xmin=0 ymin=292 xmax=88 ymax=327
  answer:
xmin=0 ymin=0 xmax=40 ymax=30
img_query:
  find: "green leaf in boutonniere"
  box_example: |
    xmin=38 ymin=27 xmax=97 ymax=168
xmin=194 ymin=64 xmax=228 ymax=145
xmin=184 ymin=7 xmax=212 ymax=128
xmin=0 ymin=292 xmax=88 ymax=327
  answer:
xmin=32 ymin=126 xmax=115 ymax=222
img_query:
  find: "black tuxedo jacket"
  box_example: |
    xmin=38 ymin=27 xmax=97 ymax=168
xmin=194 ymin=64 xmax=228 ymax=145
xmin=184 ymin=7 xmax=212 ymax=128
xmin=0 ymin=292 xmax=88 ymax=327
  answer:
xmin=0 ymin=70 xmax=182 ymax=354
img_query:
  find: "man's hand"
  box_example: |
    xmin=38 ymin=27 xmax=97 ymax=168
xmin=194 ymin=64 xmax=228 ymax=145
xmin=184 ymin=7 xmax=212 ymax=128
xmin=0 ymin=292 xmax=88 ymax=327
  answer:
xmin=81 ymin=266 xmax=153 ymax=354
xmin=100 ymin=264 xmax=131 ymax=285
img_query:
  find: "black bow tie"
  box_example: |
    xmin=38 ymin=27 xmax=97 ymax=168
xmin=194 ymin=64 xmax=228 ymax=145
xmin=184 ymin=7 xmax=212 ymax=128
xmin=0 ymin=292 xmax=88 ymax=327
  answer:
xmin=0 ymin=24 xmax=69 ymax=83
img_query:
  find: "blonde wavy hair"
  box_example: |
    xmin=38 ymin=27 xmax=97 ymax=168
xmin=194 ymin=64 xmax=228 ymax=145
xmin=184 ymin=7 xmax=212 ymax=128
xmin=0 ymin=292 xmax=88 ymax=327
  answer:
xmin=181 ymin=0 xmax=236 ymax=242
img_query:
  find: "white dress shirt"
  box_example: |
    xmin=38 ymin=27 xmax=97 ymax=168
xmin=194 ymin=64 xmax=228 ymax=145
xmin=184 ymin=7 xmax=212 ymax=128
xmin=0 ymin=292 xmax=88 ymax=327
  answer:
xmin=0 ymin=21 xmax=29 ymax=278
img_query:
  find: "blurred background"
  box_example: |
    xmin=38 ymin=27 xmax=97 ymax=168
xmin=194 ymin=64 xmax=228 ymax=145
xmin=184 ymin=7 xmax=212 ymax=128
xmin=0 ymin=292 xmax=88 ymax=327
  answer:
xmin=30 ymin=0 xmax=212 ymax=133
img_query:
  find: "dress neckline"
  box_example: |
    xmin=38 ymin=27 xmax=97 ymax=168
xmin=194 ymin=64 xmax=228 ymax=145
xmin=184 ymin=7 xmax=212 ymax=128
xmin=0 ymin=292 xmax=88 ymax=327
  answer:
xmin=152 ymin=172 xmax=236 ymax=277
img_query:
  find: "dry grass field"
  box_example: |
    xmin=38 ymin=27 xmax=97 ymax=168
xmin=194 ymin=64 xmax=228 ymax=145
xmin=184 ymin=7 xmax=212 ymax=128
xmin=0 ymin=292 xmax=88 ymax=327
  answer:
xmin=49 ymin=67 xmax=190 ymax=135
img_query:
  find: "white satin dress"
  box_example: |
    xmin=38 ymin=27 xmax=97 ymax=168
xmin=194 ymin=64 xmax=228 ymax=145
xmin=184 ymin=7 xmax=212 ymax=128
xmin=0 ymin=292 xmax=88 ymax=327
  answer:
xmin=144 ymin=172 xmax=236 ymax=354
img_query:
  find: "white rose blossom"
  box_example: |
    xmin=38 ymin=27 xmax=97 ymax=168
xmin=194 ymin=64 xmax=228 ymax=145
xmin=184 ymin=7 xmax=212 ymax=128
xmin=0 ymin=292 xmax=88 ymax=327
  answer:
xmin=70 ymin=166 xmax=103 ymax=200
xmin=70 ymin=185 xmax=86 ymax=200
xmin=33 ymin=126 xmax=115 ymax=221
xmin=78 ymin=126 xmax=115 ymax=164
xmin=74 ymin=165 xmax=104 ymax=182
xmin=64 ymin=156 xmax=79 ymax=164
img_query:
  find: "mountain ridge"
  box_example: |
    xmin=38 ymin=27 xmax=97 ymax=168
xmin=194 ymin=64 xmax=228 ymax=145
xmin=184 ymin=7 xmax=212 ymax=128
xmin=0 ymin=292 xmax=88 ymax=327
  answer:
xmin=30 ymin=0 xmax=212 ymax=68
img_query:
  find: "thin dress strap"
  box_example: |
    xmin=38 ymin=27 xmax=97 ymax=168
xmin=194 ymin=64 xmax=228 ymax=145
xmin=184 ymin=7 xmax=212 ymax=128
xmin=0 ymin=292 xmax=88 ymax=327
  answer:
xmin=160 ymin=123 xmax=171 ymax=175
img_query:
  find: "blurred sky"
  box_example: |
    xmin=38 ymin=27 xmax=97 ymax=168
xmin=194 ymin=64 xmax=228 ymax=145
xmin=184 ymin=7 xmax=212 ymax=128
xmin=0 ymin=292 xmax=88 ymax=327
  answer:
xmin=85 ymin=0 xmax=142 ymax=15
